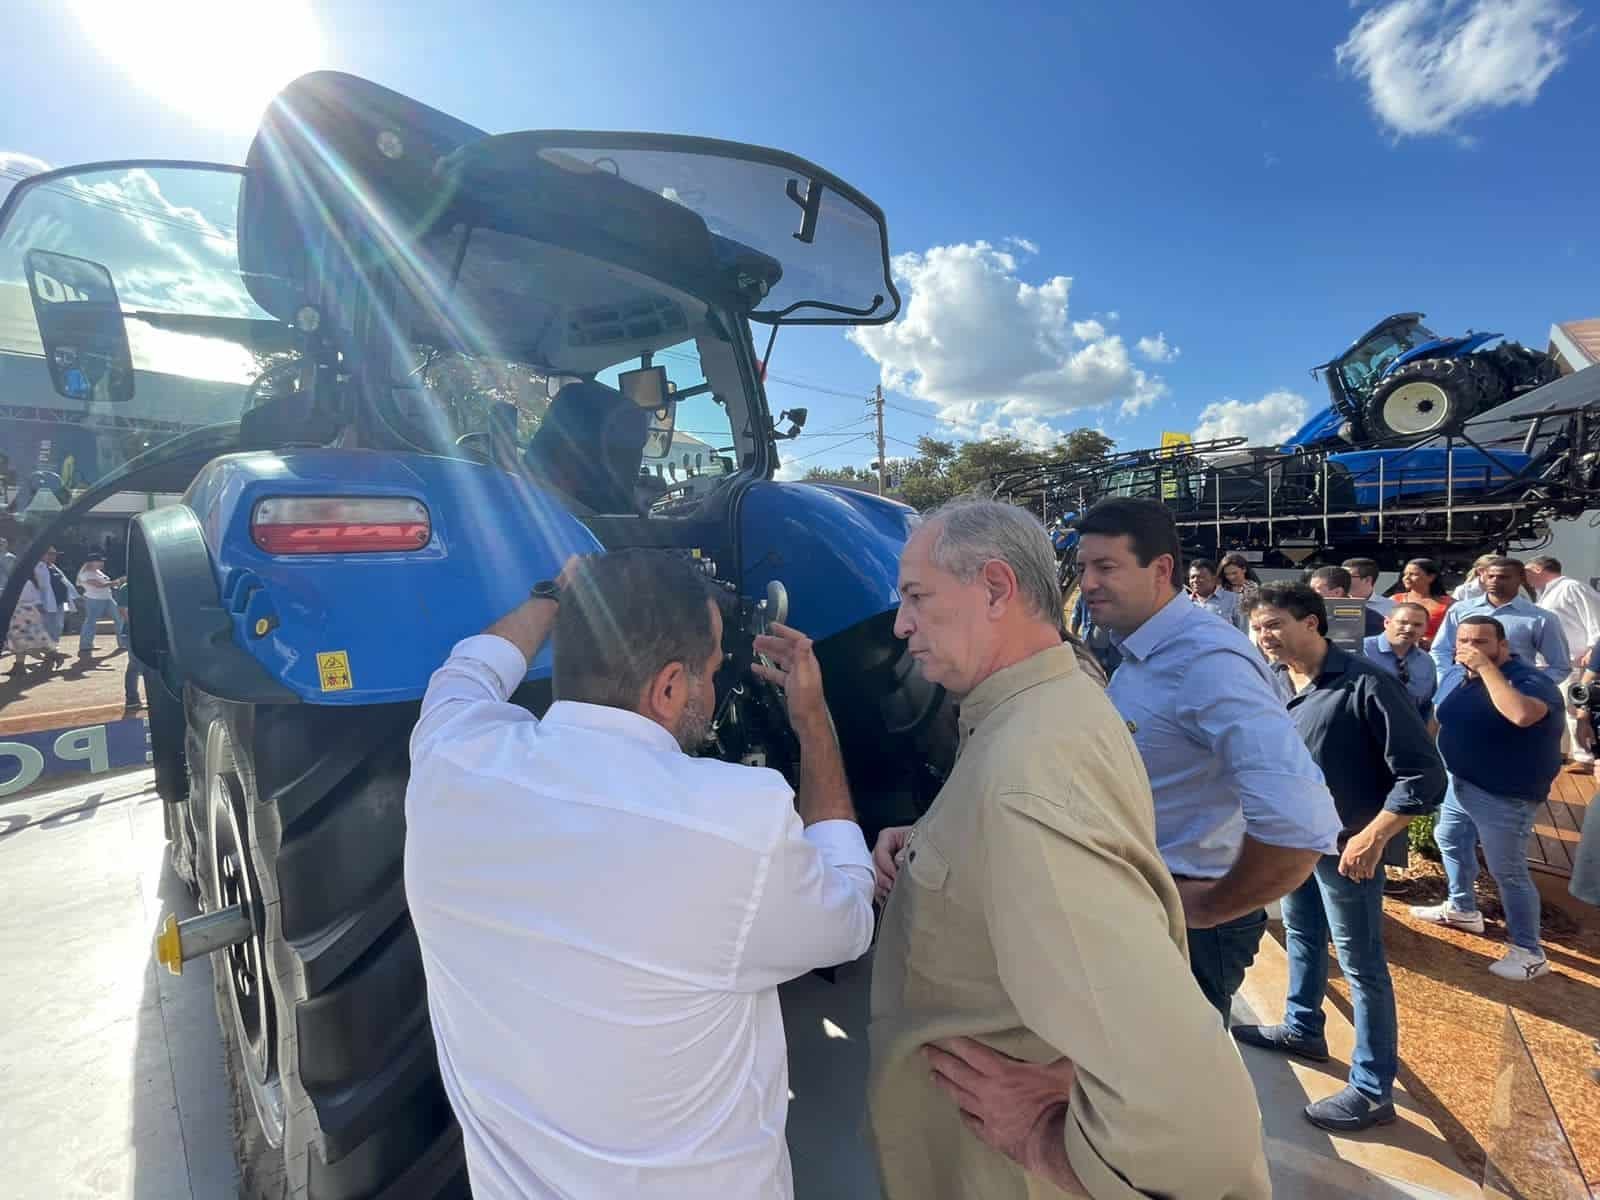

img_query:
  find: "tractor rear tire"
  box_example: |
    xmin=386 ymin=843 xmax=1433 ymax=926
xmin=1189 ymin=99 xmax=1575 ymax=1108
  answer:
xmin=1362 ymin=357 xmax=1481 ymax=441
xmin=187 ymin=695 xmax=469 ymax=1200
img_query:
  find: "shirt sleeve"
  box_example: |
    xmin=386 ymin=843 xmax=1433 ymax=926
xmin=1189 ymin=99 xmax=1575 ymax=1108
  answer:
xmin=1362 ymin=673 xmax=1447 ymax=817
xmin=731 ymin=814 xmax=874 ymax=992
xmin=1176 ymin=650 xmax=1342 ymax=854
xmin=1535 ymin=613 xmax=1572 ymax=686
xmin=409 ymin=634 xmax=531 ymax=766
xmin=1430 ymin=604 xmax=1460 ymax=680
xmin=980 ymin=789 xmax=1268 ymax=1200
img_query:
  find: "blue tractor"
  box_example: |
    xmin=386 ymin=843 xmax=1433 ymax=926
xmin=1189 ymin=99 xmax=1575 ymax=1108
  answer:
xmin=1285 ymin=312 xmax=1558 ymax=449
xmin=0 ymin=74 xmax=956 ymax=1197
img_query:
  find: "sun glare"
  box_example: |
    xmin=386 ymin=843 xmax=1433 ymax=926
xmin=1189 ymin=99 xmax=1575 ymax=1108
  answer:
xmin=70 ymin=0 xmax=325 ymax=133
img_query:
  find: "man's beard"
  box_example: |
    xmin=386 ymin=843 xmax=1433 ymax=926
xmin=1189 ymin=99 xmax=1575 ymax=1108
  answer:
xmin=673 ymin=682 xmax=713 ymax=753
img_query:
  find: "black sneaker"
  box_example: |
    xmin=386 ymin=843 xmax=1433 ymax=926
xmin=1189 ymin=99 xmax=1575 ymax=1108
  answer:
xmin=1231 ymin=1023 xmax=1330 ymax=1063
xmin=1304 ymin=1084 xmax=1396 ymax=1132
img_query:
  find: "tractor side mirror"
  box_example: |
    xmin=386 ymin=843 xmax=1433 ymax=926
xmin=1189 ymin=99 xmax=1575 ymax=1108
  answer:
xmin=24 ymin=250 xmax=135 ymax=403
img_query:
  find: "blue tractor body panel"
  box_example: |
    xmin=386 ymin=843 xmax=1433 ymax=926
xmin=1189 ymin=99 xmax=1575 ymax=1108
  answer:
xmin=1282 ymin=407 xmax=1349 ymax=450
xmin=737 ymin=481 xmax=918 ymax=642
xmin=186 ymin=449 xmax=603 ymax=703
xmin=180 ymin=456 xmax=917 ymax=705
xmin=1387 ymin=332 xmax=1499 ymax=373
xmin=1328 ymin=444 xmax=1530 ymax=509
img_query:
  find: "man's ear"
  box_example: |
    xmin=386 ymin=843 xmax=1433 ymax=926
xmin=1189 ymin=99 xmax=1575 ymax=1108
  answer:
xmin=980 ymin=559 xmax=1019 ymax=611
xmin=641 ymin=660 xmax=688 ymax=722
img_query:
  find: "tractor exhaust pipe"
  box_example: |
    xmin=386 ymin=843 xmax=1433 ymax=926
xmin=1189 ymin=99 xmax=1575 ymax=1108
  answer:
xmin=155 ymin=905 xmax=254 ymax=976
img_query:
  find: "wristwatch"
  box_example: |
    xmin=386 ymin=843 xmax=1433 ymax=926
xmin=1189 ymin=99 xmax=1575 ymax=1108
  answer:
xmin=530 ymin=578 xmax=561 ymax=603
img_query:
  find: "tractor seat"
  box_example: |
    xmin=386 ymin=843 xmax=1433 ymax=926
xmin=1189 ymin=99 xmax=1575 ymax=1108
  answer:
xmin=523 ymin=380 xmax=649 ymax=514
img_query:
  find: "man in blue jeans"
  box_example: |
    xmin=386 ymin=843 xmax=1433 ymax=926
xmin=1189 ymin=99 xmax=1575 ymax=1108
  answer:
xmin=1236 ymin=582 xmax=1446 ymax=1132
xmin=1412 ymin=615 xmax=1565 ymax=980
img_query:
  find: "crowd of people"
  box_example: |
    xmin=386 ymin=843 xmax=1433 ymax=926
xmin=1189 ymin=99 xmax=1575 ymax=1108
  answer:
xmin=398 ymin=495 xmax=1599 ymax=1200
xmin=1 ymin=536 xmax=143 ymax=707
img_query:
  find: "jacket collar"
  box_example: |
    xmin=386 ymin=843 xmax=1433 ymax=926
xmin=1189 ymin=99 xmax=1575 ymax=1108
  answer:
xmin=956 ymin=643 xmax=1079 ymax=738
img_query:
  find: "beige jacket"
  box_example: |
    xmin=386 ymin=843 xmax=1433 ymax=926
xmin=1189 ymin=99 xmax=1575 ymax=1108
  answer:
xmin=868 ymin=644 xmax=1270 ymax=1200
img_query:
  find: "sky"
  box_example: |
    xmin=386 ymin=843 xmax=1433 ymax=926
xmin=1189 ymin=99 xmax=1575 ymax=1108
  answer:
xmin=2 ymin=0 xmax=1596 ymax=477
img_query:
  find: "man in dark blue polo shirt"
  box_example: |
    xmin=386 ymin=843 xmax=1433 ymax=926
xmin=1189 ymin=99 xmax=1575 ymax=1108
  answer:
xmin=1234 ymin=582 xmax=1446 ymax=1133
xmin=1411 ymin=615 xmax=1565 ymax=981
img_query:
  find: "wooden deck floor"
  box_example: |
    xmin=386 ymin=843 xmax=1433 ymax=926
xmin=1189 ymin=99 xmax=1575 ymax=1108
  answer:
xmin=1530 ymin=762 xmax=1594 ymax=878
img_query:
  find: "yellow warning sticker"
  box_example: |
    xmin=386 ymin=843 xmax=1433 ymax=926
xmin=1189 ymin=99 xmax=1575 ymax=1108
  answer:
xmin=317 ymin=651 xmax=354 ymax=692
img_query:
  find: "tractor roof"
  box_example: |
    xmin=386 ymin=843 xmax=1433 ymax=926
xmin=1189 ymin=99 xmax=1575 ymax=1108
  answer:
xmin=1311 ymin=312 xmax=1427 ymax=371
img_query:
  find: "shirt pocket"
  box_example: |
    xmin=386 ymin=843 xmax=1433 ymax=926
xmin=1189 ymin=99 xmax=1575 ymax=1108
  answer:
xmin=904 ymin=834 xmax=950 ymax=891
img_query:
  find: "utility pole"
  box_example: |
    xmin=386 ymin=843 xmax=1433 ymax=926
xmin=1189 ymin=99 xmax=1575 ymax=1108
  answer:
xmin=873 ymin=384 xmax=887 ymax=496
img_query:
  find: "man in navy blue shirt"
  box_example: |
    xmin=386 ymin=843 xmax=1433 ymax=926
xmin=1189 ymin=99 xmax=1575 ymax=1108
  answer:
xmin=1362 ymin=602 xmax=1437 ymax=719
xmin=1411 ymin=616 xmax=1565 ymax=981
xmin=1234 ymin=582 xmax=1445 ymax=1133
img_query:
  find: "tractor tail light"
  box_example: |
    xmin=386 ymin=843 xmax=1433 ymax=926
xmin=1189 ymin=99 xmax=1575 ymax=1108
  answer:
xmin=251 ymin=497 xmax=431 ymax=554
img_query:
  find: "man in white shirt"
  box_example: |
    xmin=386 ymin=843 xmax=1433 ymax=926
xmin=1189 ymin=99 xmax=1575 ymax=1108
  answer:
xmin=405 ymin=549 xmax=875 ymax=1200
xmin=1526 ymin=555 xmax=1600 ymax=764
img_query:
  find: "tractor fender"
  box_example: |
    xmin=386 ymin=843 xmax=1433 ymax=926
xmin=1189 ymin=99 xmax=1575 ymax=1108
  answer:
xmin=127 ymin=504 xmax=300 ymax=705
xmin=1389 ymin=332 xmax=1500 ymax=373
xmin=738 ymin=481 xmax=920 ymax=642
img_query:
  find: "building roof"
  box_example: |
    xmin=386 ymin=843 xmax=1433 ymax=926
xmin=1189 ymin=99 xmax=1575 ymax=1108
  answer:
xmin=1548 ymin=319 xmax=1600 ymax=374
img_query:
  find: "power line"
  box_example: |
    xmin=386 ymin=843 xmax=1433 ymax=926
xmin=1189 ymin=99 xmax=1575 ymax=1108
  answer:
xmin=780 ymin=432 xmax=873 ymax=465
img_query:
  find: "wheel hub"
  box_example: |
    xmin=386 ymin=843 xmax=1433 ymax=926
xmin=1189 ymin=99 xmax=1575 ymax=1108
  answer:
xmin=208 ymin=735 xmax=286 ymax=1147
xmin=1383 ymin=381 xmax=1453 ymax=435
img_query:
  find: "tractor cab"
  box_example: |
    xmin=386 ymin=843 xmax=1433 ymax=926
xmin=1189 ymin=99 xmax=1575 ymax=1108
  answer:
xmin=0 ymin=73 xmax=899 ymax=528
xmin=1318 ymin=312 xmax=1438 ymax=408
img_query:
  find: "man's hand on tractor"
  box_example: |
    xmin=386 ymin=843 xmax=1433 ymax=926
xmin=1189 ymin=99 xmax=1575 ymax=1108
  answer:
xmin=752 ymin=622 xmax=829 ymax=732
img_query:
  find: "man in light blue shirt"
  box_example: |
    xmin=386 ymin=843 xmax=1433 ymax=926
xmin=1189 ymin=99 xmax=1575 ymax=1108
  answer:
xmin=1363 ymin=601 xmax=1437 ymax=718
xmin=1079 ymin=499 xmax=1343 ymax=1021
xmin=1188 ymin=559 xmax=1240 ymax=628
xmin=1431 ymin=557 xmax=1569 ymax=689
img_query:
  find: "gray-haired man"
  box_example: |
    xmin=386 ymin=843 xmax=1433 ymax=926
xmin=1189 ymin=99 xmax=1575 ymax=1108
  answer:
xmin=868 ymin=499 xmax=1268 ymax=1200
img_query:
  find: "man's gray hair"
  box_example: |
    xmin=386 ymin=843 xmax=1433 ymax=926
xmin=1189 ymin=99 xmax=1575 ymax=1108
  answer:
xmin=923 ymin=497 xmax=1062 ymax=623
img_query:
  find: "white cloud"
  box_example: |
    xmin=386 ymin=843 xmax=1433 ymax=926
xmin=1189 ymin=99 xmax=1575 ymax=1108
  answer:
xmin=1335 ymin=0 xmax=1577 ymax=138
xmin=1137 ymin=333 xmax=1180 ymax=362
xmin=0 ymin=151 xmax=51 ymax=209
xmin=1004 ymin=235 xmax=1040 ymax=255
xmin=1192 ymin=390 xmax=1311 ymax=446
xmin=848 ymin=240 xmax=1168 ymax=440
xmin=774 ymin=456 xmax=811 ymax=481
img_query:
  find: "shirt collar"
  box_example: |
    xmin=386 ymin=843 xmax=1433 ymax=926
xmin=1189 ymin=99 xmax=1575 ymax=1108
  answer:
xmin=1112 ymin=590 xmax=1190 ymax=663
xmin=956 ymin=643 xmax=1079 ymax=732
xmin=541 ymin=700 xmax=684 ymax=754
xmin=1273 ymin=639 xmax=1352 ymax=691
xmin=1465 ymin=593 xmax=1534 ymax=615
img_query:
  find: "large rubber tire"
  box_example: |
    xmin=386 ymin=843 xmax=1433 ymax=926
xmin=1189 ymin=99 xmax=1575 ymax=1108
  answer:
xmin=1362 ymin=358 xmax=1483 ymax=441
xmin=187 ymin=694 xmax=469 ymax=1200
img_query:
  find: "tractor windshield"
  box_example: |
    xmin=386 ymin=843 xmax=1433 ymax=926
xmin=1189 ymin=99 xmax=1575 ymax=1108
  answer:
xmin=0 ymin=164 xmax=274 ymax=502
xmin=1336 ymin=319 xmax=1437 ymax=394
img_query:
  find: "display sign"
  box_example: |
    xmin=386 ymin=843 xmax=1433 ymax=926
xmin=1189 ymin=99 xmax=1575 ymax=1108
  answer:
xmin=1326 ymin=600 xmax=1368 ymax=654
xmin=0 ymin=717 xmax=151 ymax=798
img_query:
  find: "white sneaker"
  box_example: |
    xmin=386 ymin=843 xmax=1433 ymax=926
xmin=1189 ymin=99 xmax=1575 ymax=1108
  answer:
xmin=1489 ymin=946 xmax=1551 ymax=981
xmin=1410 ymin=902 xmax=1486 ymax=933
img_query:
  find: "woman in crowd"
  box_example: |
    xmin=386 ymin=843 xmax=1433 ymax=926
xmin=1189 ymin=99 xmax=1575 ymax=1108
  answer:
xmin=1219 ymin=552 xmax=1260 ymax=631
xmin=1451 ymin=553 xmax=1497 ymax=603
xmin=1390 ymin=557 xmax=1453 ymax=649
xmin=5 ymin=559 xmax=61 ymax=675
